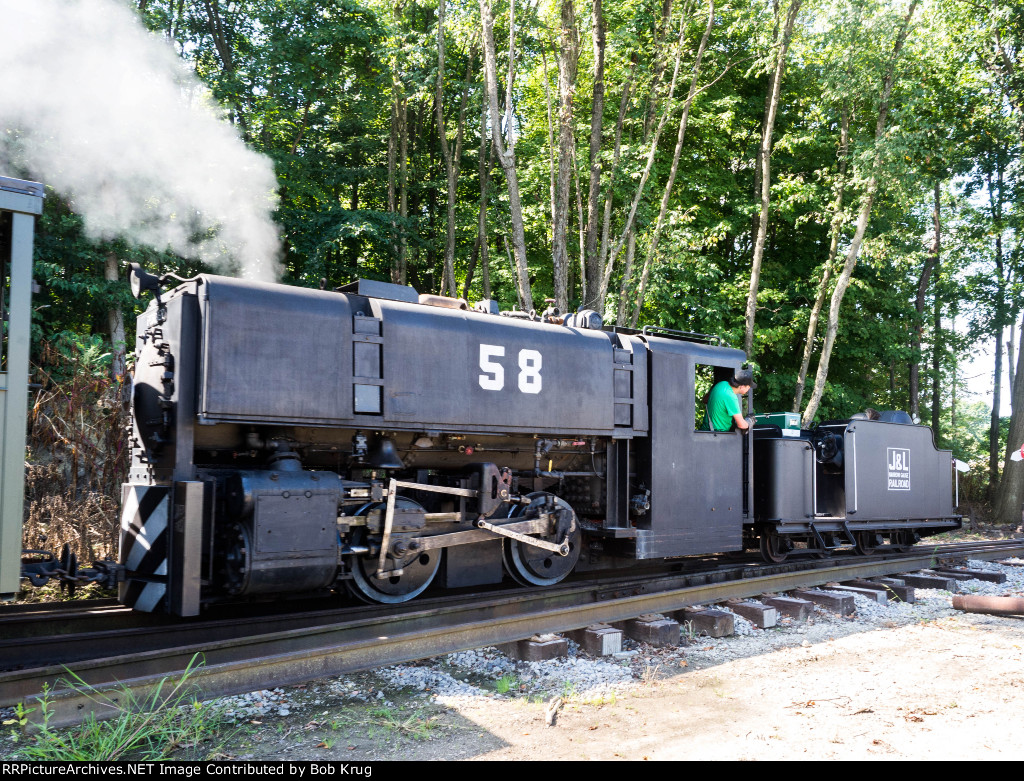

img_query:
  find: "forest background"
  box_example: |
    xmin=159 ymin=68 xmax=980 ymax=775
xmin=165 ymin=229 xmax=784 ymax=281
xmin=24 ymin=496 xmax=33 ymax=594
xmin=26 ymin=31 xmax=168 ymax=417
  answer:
xmin=4 ymin=0 xmax=1024 ymax=563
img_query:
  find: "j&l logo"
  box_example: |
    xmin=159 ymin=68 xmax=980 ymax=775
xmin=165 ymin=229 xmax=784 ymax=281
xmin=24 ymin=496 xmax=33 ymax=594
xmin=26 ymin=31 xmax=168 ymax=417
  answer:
xmin=887 ymin=447 xmax=910 ymax=491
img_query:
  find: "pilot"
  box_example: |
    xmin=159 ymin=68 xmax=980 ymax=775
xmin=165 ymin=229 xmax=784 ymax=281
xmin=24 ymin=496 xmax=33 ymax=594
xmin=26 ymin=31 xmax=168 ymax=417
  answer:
xmin=703 ymin=369 xmax=756 ymax=432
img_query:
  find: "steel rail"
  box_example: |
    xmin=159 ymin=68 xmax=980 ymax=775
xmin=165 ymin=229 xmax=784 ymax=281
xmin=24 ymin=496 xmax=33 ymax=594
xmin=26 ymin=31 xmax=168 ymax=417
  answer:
xmin=6 ymin=538 xmax=1023 ymax=729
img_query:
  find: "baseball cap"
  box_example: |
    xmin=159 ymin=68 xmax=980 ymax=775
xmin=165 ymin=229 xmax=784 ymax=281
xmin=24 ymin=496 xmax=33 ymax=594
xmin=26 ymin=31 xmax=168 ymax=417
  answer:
xmin=731 ymin=369 xmax=757 ymax=389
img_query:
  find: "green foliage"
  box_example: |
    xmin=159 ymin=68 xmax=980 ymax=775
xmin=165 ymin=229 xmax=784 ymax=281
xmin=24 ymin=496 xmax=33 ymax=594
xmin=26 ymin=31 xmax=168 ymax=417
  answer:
xmin=19 ymin=0 xmax=1024 ymax=501
xmin=8 ymin=657 xmax=229 ymax=761
xmin=494 ymin=673 xmax=521 ymax=694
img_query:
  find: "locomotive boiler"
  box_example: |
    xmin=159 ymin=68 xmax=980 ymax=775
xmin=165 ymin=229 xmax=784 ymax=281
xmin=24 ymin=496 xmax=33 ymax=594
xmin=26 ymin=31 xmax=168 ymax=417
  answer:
xmin=118 ymin=270 xmax=961 ymax=616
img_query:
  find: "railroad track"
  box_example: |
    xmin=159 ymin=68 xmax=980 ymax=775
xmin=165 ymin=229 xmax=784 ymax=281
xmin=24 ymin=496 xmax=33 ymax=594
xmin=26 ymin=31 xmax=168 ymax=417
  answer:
xmin=4 ymin=538 xmax=1022 ymax=728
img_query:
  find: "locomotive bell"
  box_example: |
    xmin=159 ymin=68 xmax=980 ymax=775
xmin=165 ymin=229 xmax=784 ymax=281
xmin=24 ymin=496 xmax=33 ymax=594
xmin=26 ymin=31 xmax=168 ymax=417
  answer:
xmin=367 ymin=437 xmax=405 ymax=469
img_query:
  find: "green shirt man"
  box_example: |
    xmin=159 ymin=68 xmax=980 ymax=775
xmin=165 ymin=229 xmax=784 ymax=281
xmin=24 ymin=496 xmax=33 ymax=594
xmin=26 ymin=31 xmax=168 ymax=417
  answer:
xmin=703 ymin=370 xmax=756 ymax=432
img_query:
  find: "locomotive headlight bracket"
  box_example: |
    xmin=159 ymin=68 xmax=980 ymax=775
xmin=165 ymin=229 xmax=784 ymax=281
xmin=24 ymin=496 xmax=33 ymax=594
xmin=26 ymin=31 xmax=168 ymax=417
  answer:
xmin=129 ymin=263 xmax=196 ymax=303
xmin=129 ymin=262 xmax=163 ymax=302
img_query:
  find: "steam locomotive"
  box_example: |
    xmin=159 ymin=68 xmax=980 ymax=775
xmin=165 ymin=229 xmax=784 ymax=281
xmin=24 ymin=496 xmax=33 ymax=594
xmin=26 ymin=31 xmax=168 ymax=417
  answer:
xmin=119 ymin=270 xmax=960 ymax=616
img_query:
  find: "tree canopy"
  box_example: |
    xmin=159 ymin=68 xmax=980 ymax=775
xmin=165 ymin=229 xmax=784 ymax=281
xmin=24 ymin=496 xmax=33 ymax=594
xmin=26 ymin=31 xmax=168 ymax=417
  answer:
xmin=11 ymin=0 xmax=1024 ymax=516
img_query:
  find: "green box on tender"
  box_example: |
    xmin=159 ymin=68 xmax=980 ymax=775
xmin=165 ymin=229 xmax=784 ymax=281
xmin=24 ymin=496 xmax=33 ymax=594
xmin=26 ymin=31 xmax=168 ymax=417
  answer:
xmin=755 ymin=412 xmax=801 ymax=430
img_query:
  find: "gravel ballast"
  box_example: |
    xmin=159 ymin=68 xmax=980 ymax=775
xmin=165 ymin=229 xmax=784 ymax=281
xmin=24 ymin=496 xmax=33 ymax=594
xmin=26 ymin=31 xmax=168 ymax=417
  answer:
xmin=4 ymin=554 xmax=1024 ymax=760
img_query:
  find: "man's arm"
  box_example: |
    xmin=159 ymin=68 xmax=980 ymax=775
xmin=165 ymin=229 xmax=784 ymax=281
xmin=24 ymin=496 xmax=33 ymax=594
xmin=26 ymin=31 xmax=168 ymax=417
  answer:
xmin=732 ymin=412 xmax=749 ymax=431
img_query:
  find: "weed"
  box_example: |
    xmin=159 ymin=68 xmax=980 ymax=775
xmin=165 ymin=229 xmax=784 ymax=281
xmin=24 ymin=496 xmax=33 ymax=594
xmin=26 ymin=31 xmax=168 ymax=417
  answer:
xmin=342 ymin=706 xmax=440 ymax=742
xmin=680 ymin=620 xmax=698 ymax=644
xmin=560 ymin=680 xmax=579 ymax=700
xmin=494 ymin=674 xmax=521 ymax=695
xmin=639 ymin=662 xmax=661 ymax=686
xmin=22 ymin=335 xmax=130 ymax=572
xmin=582 ymin=690 xmax=617 ymax=707
xmin=9 ymin=655 xmax=230 ymax=761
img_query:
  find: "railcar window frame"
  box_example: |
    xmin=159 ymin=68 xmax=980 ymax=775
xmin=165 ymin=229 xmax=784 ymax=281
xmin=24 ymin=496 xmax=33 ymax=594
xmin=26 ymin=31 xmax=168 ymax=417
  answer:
xmin=694 ymin=363 xmax=745 ymax=434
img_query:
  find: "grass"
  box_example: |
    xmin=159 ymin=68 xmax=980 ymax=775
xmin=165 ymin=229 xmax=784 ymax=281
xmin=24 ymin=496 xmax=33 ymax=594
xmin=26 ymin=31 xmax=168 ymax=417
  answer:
xmin=680 ymin=620 xmax=698 ymax=644
xmin=5 ymin=655 xmax=232 ymax=761
xmin=494 ymin=674 xmax=521 ymax=694
xmin=329 ymin=705 xmax=440 ymax=742
xmin=581 ymin=690 xmax=617 ymax=707
xmin=366 ymin=707 xmax=439 ymax=740
xmin=639 ymin=662 xmax=662 ymax=686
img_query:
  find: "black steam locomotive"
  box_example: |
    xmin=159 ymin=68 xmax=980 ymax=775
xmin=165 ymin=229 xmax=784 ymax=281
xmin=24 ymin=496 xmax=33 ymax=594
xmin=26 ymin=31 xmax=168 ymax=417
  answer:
xmin=120 ymin=270 xmax=960 ymax=616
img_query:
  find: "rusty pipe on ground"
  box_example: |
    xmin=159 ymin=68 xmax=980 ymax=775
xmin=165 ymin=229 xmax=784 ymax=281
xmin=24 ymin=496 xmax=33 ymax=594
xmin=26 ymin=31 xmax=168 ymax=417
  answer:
xmin=951 ymin=595 xmax=1024 ymax=616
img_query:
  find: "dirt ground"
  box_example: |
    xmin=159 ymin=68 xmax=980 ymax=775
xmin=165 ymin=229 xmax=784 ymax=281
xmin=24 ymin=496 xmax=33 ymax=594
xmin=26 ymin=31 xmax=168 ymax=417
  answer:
xmin=206 ymin=607 xmax=1024 ymax=762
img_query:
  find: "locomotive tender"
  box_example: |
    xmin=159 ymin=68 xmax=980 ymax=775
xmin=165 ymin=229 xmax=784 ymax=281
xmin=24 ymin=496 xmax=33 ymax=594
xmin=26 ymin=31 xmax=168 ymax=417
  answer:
xmin=121 ymin=270 xmax=960 ymax=616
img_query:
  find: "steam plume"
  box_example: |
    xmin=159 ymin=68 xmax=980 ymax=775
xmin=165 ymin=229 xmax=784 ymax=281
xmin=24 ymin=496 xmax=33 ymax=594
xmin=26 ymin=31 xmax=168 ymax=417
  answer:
xmin=0 ymin=0 xmax=281 ymax=280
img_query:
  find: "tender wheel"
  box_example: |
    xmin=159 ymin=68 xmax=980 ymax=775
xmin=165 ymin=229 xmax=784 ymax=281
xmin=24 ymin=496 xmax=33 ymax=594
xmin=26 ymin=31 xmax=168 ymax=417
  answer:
xmin=810 ymin=533 xmax=834 ymax=560
xmin=759 ymin=530 xmax=792 ymax=563
xmin=890 ymin=530 xmax=918 ymax=553
xmin=503 ymin=493 xmax=581 ymax=586
xmin=346 ymin=499 xmax=440 ymax=604
xmin=854 ymin=531 xmax=883 ymax=556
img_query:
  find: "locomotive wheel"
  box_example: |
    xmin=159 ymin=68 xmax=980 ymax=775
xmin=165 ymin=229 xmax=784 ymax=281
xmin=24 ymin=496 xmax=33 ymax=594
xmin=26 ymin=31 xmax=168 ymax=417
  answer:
xmin=220 ymin=520 xmax=252 ymax=596
xmin=854 ymin=531 xmax=883 ymax=556
xmin=759 ymin=530 xmax=792 ymax=564
xmin=503 ymin=493 xmax=581 ymax=586
xmin=346 ymin=499 xmax=440 ymax=604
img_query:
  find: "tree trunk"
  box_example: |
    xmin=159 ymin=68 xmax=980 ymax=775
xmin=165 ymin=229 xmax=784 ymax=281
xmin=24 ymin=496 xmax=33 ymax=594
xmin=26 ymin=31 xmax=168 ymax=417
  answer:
xmin=542 ymin=47 xmax=557 ymax=244
xmin=398 ymin=94 xmax=409 ymax=285
xmin=593 ymin=58 xmax=636 ymax=311
xmin=596 ymin=12 xmax=689 ymax=316
xmin=990 ymin=230 xmax=1005 ymax=496
xmin=629 ymin=0 xmax=715 ymax=327
xmin=1008 ymin=325 xmax=1017 ymax=396
xmin=435 ymin=3 xmax=472 ymax=296
xmin=909 ymin=180 xmax=940 ymax=420
xmin=642 ymin=0 xmax=682 ymax=141
xmin=583 ymin=0 xmax=606 ymax=307
xmin=991 ymin=330 xmax=1004 ymax=494
xmin=552 ymin=0 xmax=580 ymax=312
xmin=464 ymin=104 xmax=497 ymax=301
xmin=793 ymin=105 xmax=849 ymax=412
xmin=104 ymin=253 xmax=126 ymax=381
xmin=388 ymin=92 xmax=399 ymax=282
xmin=201 ymin=0 xmax=249 ymax=136
xmin=994 ymin=319 xmax=1024 ymax=524
xmin=932 ymin=279 xmax=942 ymax=434
xmin=801 ymin=1 xmax=918 ymax=427
xmin=743 ymin=0 xmax=801 ymax=358
xmin=480 ymin=0 xmax=532 ymax=311
xmin=573 ymin=143 xmax=585 ymax=300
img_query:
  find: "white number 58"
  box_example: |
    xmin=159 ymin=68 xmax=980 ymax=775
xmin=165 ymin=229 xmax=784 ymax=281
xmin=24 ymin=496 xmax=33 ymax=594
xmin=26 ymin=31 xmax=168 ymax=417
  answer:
xmin=479 ymin=344 xmax=542 ymax=394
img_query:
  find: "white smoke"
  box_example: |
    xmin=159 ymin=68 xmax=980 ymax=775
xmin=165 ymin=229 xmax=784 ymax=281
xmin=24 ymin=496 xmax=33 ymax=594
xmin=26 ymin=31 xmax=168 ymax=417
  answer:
xmin=0 ymin=0 xmax=281 ymax=280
